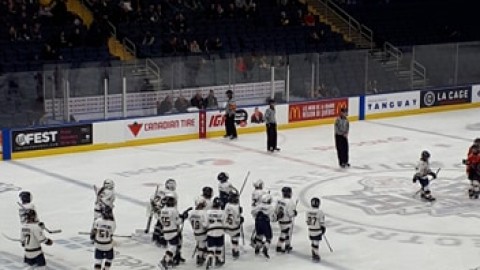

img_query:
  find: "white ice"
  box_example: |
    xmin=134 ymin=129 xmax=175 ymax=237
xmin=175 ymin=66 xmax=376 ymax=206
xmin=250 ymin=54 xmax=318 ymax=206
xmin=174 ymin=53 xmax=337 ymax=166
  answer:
xmin=1 ymin=108 xmax=480 ymax=270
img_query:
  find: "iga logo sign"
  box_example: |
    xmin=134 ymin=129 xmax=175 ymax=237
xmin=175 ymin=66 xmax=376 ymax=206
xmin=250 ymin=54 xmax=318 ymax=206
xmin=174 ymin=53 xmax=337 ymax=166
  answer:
xmin=209 ymin=109 xmax=248 ymax=128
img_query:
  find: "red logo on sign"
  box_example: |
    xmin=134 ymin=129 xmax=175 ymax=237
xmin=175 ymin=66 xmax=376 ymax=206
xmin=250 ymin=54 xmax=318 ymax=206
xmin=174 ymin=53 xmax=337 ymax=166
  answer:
xmin=209 ymin=115 xmax=225 ymax=127
xmin=128 ymin=122 xmax=143 ymax=137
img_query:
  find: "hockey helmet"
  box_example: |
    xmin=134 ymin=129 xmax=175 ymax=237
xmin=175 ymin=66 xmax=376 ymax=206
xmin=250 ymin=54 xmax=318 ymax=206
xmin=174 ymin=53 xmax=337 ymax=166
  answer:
xmin=19 ymin=191 xmax=32 ymax=204
xmin=311 ymin=197 xmax=321 ymax=208
xmin=212 ymin=197 xmax=222 ymax=209
xmin=103 ymin=179 xmax=115 ymax=189
xmin=421 ymin=150 xmax=431 ymax=160
xmin=281 ymin=186 xmax=292 ymax=198
xmin=217 ymin=172 xmax=229 ymax=182
xmin=165 ymin=178 xmax=177 ymax=191
xmin=202 ymin=186 xmax=213 ymax=199
xmin=253 ymin=179 xmax=264 ymax=189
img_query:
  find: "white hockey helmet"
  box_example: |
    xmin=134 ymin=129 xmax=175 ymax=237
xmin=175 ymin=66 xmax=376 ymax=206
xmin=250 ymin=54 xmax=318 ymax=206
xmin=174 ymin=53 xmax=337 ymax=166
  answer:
xmin=261 ymin=194 xmax=272 ymax=204
xmin=253 ymin=179 xmax=264 ymax=189
xmin=165 ymin=178 xmax=176 ymax=191
xmin=103 ymin=179 xmax=115 ymax=189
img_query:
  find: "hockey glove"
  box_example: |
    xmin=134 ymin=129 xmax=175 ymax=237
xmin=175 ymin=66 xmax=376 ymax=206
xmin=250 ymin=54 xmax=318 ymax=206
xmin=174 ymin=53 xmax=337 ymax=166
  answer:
xmin=90 ymin=230 xmax=96 ymax=241
xmin=462 ymin=159 xmax=467 ymax=165
xmin=293 ymin=210 xmax=298 ymax=217
xmin=181 ymin=212 xmax=189 ymax=220
xmin=412 ymin=175 xmax=417 ymax=183
xmin=240 ymin=216 xmax=244 ymax=224
xmin=45 ymin=239 xmax=53 ymax=246
xmin=428 ymin=171 xmax=437 ymax=179
xmin=320 ymin=226 xmax=326 ymax=235
xmin=39 ymin=222 xmax=45 ymax=229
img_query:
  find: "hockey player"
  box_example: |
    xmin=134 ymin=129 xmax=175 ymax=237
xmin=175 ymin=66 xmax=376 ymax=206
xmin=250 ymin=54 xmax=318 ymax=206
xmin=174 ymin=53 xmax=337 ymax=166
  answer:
xmin=224 ymin=189 xmax=244 ymax=259
xmin=251 ymin=194 xmax=276 ymax=258
xmin=151 ymin=178 xmax=178 ymax=247
xmin=18 ymin=191 xmax=38 ymax=224
xmin=21 ymin=209 xmax=53 ymax=270
xmin=466 ymin=145 xmax=480 ymax=199
xmin=159 ymin=195 xmax=183 ymax=270
xmin=252 ymin=179 xmax=267 ymax=207
xmin=204 ymin=197 xmax=226 ymax=269
xmin=413 ymin=150 xmax=437 ymax=201
xmin=217 ymin=172 xmax=233 ymax=209
xmin=91 ymin=205 xmax=116 ymax=270
xmin=306 ymin=197 xmax=326 ymax=262
xmin=275 ymin=186 xmax=297 ymax=253
xmin=190 ymin=201 xmax=208 ymax=266
xmin=195 ymin=186 xmax=214 ymax=210
xmin=94 ymin=179 xmax=116 ymax=221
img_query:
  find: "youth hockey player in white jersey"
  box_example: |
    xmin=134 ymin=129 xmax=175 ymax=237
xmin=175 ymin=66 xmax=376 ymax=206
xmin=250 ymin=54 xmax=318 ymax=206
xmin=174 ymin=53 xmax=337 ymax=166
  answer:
xmin=251 ymin=194 xmax=276 ymax=258
xmin=413 ymin=151 xmax=437 ymax=201
xmin=151 ymin=178 xmax=178 ymax=247
xmin=217 ymin=172 xmax=233 ymax=209
xmin=305 ymin=197 xmax=326 ymax=262
xmin=251 ymin=179 xmax=267 ymax=207
xmin=195 ymin=186 xmax=214 ymax=210
xmin=224 ymin=189 xmax=244 ymax=259
xmin=21 ymin=209 xmax=53 ymax=270
xmin=91 ymin=206 xmax=116 ymax=270
xmin=189 ymin=201 xmax=208 ymax=266
xmin=159 ymin=196 xmax=183 ymax=270
xmin=94 ymin=179 xmax=116 ymax=220
xmin=204 ymin=197 xmax=226 ymax=269
xmin=275 ymin=186 xmax=297 ymax=253
xmin=19 ymin=191 xmax=39 ymax=224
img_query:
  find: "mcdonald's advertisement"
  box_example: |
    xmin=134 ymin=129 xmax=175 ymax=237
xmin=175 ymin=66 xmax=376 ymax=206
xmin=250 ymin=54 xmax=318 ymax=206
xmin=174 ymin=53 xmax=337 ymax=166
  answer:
xmin=288 ymin=98 xmax=348 ymax=122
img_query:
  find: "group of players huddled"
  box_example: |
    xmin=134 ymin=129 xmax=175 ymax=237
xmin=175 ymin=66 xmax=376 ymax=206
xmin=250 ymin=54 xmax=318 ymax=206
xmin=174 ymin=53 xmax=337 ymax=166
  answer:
xmin=146 ymin=172 xmax=327 ymax=270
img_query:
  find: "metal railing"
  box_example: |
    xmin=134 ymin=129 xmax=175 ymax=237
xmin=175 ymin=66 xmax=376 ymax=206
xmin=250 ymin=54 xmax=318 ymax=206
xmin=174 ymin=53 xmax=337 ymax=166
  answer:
xmin=384 ymin=42 xmax=403 ymax=71
xmin=412 ymin=60 xmax=427 ymax=88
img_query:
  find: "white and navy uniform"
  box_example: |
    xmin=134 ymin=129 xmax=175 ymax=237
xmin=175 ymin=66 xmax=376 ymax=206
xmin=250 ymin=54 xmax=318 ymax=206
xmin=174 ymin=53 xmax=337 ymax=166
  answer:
xmin=305 ymin=208 xmax=325 ymax=257
xmin=94 ymin=187 xmax=115 ymax=219
xmin=251 ymin=189 xmax=267 ymax=207
xmin=275 ymin=198 xmax=297 ymax=250
xmin=160 ymin=206 xmax=182 ymax=264
xmin=195 ymin=196 xmax=213 ymax=210
xmin=92 ymin=218 xmax=116 ymax=269
xmin=19 ymin=203 xmax=38 ymax=224
xmin=224 ymin=203 xmax=242 ymax=256
xmin=204 ymin=209 xmax=226 ymax=263
xmin=414 ymin=160 xmax=434 ymax=193
xmin=189 ymin=209 xmax=208 ymax=261
xmin=218 ymin=182 xmax=232 ymax=209
xmin=151 ymin=189 xmax=178 ymax=245
xmin=251 ymin=202 xmax=276 ymax=248
xmin=21 ymin=222 xmax=49 ymax=268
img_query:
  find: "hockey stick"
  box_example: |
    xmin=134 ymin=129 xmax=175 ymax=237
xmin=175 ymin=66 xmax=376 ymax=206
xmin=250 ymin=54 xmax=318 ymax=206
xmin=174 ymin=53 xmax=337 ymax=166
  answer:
xmin=240 ymin=224 xmax=245 ymax=246
xmin=145 ymin=184 xmax=160 ymax=233
xmin=78 ymin=231 xmax=132 ymax=238
xmin=2 ymin=233 xmax=21 ymax=242
xmin=413 ymin=168 xmax=441 ymax=197
xmin=16 ymin=202 xmax=61 ymax=234
xmin=323 ymin=234 xmax=333 ymax=253
xmin=44 ymin=227 xmax=62 ymax=234
xmin=239 ymin=171 xmax=251 ymax=195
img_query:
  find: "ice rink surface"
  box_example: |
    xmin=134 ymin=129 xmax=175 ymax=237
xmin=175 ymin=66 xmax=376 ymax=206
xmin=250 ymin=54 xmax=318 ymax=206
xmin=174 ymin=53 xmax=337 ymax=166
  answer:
xmin=1 ymin=108 xmax=480 ymax=270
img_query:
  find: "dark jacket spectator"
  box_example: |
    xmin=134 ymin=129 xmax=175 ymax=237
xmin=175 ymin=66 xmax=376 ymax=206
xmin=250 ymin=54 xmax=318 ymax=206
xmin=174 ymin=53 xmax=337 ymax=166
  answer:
xmin=190 ymin=91 xmax=206 ymax=109
xmin=205 ymin=90 xmax=218 ymax=109
xmin=175 ymin=94 xmax=189 ymax=112
xmin=251 ymin=107 xmax=264 ymax=123
xmin=158 ymin=95 xmax=173 ymax=115
xmin=140 ymin=78 xmax=154 ymax=91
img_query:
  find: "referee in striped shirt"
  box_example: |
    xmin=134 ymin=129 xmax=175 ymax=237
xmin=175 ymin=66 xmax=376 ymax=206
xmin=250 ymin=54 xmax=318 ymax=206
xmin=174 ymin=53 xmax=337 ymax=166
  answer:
xmin=265 ymin=98 xmax=280 ymax=152
xmin=335 ymin=107 xmax=350 ymax=168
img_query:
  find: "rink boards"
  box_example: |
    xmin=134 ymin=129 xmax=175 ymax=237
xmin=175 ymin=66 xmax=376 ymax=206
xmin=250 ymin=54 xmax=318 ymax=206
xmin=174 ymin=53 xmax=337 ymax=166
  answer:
xmin=2 ymin=85 xmax=480 ymax=160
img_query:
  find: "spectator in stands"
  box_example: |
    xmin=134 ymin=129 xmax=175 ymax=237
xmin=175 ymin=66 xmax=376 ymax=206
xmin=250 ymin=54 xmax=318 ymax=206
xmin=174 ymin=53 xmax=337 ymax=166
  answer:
xmin=251 ymin=107 xmax=264 ymax=123
xmin=367 ymin=80 xmax=378 ymax=94
xmin=142 ymin=31 xmax=155 ymax=46
xmin=175 ymin=94 xmax=189 ymax=113
xmin=8 ymin=25 xmax=18 ymax=41
xmin=190 ymin=91 xmax=205 ymax=109
xmin=31 ymin=22 xmax=43 ymax=41
xmin=158 ymin=95 xmax=174 ymax=115
xmin=213 ymin=37 xmax=223 ymax=51
xmin=140 ymin=78 xmax=154 ymax=92
xmin=216 ymin=3 xmax=224 ymax=18
xmin=144 ymin=4 xmax=160 ymax=23
xmin=189 ymin=40 xmax=201 ymax=53
xmin=279 ymin=11 xmax=290 ymax=26
xmin=304 ymin=12 xmax=315 ymax=26
xmin=205 ymin=90 xmax=218 ymax=109
xmin=173 ymin=12 xmax=188 ymax=33
xmin=236 ymin=56 xmax=248 ymax=80
xmin=294 ymin=8 xmax=304 ymax=26
xmin=41 ymin=43 xmax=61 ymax=60
xmin=308 ymin=29 xmax=324 ymax=45
xmin=226 ymin=3 xmax=236 ymax=18
xmin=57 ymin=31 xmax=69 ymax=48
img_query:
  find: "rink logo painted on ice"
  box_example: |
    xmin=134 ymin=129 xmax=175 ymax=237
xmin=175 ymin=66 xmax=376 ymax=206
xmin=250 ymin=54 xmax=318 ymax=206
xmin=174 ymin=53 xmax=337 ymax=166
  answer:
xmin=420 ymin=87 xmax=472 ymax=108
xmin=289 ymin=98 xmax=348 ymax=122
xmin=115 ymin=158 xmax=234 ymax=177
xmin=0 ymin=251 xmax=70 ymax=270
xmin=312 ymin=136 xmax=408 ymax=151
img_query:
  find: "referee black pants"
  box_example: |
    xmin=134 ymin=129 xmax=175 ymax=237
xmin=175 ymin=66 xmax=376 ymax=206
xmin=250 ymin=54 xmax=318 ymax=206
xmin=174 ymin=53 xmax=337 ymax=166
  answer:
xmin=266 ymin=123 xmax=277 ymax=151
xmin=225 ymin=114 xmax=237 ymax=137
xmin=335 ymin=134 xmax=349 ymax=165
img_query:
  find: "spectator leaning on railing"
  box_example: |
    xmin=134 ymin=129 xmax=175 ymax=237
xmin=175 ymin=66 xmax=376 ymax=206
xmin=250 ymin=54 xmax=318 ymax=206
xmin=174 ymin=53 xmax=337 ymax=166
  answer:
xmin=190 ymin=91 xmax=206 ymax=109
xmin=205 ymin=90 xmax=218 ymax=109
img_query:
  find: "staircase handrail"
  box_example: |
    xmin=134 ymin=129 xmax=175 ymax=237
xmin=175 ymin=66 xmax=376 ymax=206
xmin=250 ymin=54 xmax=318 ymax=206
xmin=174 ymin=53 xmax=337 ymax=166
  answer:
xmin=122 ymin=37 xmax=137 ymax=58
xmin=412 ymin=60 xmax=426 ymax=88
xmin=383 ymin=42 xmax=403 ymax=70
xmin=146 ymin=58 xmax=161 ymax=84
